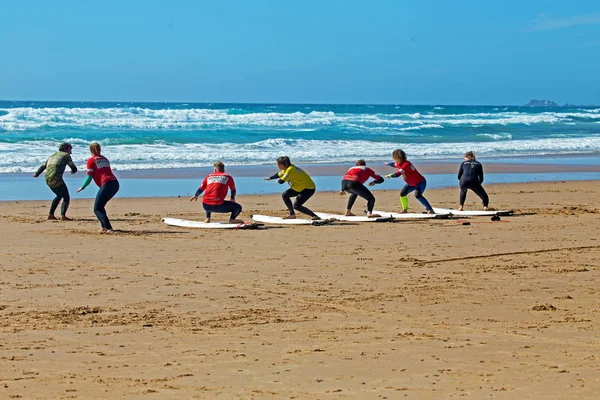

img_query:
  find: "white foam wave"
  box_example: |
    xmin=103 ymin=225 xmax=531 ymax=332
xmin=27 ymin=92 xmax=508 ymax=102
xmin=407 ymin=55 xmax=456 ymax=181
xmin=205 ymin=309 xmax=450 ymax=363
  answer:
xmin=476 ymin=133 xmax=513 ymax=140
xmin=2 ymin=137 xmax=599 ymax=173
xmin=2 ymin=107 xmax=600 ymax=132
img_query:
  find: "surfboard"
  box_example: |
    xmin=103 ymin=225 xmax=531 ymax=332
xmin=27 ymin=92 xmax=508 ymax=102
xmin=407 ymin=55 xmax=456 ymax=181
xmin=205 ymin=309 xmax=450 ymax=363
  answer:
xmin=371 ymin=210 xmax=449 ymax=219
xmin=314 ymin=212 xmax=393 ymax=222
xmin=163 ymin=217 xmax=264 ymax=229
xmin=251 ymin=214 xmax=333 ymax=226
xmin=432 ymin=207 xmax=514 ymax=217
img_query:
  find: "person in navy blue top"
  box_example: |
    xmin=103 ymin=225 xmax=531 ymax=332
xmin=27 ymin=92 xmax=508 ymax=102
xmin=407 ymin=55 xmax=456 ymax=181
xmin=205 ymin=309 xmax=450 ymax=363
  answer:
xmin=457 ymin=151 xmax=489 ymax=211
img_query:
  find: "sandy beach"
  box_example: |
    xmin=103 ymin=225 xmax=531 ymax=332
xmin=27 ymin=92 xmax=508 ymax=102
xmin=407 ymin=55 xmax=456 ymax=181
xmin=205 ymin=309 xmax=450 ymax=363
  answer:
xmin=1 ymin=180 xmax=599 ymax=399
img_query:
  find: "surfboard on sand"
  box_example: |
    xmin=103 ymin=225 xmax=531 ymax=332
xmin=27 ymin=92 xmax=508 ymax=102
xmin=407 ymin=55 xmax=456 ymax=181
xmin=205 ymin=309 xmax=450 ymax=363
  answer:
xmin=314 ymin=212 xmax=393 ymax=222
xmin=432 ymin=207 xmax=514 ymax=217
xmin=163 ymin=217 xmax=265 ymax=229
xmin=251 ymin=214 xmax=333 ymax=226
xmin=371 ymin=210 xmax=450 ymax=219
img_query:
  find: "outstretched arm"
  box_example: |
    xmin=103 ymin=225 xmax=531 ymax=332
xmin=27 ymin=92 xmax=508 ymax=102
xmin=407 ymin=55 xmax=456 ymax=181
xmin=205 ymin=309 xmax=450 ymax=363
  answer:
xmin=33 ymin=162 xmax=47 ymax=177
xmin=77 ymin=175 xmax=92 ymax=192
xmin=67 ymin=156 xmax=78 ymax=174
xmin=264 ymin=172 xmax=280 ymax=181
xmin=190 ymin=187 xmax=204 ymax=202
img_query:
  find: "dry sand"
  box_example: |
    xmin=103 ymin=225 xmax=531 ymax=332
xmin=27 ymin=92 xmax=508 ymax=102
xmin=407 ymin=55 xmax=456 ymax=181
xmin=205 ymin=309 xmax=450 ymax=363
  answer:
xmin=1 ymin=180 xmax=599 ymax=399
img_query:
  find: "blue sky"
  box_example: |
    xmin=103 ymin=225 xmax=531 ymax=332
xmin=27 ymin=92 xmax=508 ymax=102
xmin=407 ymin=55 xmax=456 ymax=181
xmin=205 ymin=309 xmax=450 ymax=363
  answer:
xmin=1 ymin=0 xmax=599 ymax=104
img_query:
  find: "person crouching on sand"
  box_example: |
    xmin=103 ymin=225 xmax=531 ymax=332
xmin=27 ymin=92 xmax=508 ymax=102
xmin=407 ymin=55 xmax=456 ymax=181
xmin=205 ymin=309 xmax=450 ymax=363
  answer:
xmin=190 ymin=161 xmax=243 ymax=224
xmin=457 ymin=151 xmax=489 ymax=211
xmin=77 ymin=142 xmax=120 ymax=233
xmin=385 ymin=149 xmax=434 ymax=214
xmin=264 ymin=156 xmax=320 ymax=220
xmin=340 ymin=159 xmax=384 ymax=217
xmin=33 ymin=142 xmax=77 ymax=220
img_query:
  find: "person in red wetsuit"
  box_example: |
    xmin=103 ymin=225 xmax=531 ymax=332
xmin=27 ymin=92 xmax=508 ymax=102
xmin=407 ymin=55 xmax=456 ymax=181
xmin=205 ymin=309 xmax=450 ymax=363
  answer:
xmin=190 ymin=161 xmax=243 ymax=224
xmin=77 ymin=142 xmax=120 ymax=233
xmin=385 ymin=149 xmax=433 ymax=214
xmin=340 ymin=160 xmax=384 ymax=217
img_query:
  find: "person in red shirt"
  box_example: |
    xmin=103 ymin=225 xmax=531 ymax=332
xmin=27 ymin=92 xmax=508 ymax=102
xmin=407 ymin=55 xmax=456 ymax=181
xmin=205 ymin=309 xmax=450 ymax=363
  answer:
xmin=77 ymin=142 xmax=120 ymax=233
xmin=385 ymin=149 xmax=433 ymax=214
xmin=339 ymin=160 xmax=384 ymax=217
xmin=190 ymin=161 xmax=243 ymax=224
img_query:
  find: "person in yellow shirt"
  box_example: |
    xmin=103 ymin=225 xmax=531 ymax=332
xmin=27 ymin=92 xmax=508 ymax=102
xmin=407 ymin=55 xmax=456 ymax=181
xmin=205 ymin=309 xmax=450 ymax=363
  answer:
xmin=264 ymin=156 xmax=319 ymax=220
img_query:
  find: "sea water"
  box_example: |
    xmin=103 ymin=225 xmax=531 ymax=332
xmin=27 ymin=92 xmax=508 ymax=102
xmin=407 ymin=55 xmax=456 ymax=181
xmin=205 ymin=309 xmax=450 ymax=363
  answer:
xmin=2 ymin=101 xmax=600 ymax=173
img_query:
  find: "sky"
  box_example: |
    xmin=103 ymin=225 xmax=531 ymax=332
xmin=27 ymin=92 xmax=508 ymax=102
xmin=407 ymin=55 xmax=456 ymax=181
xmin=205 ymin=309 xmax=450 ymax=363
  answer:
xmin=1 ymin=0 xmax=600 ymax=105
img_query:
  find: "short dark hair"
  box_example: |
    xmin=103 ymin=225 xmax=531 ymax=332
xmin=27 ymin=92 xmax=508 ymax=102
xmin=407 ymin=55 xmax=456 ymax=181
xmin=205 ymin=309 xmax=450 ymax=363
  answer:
xmin=213 ymin=161 xmax=225 ymax=172
xmin=356 ymin=159 xmax=366 ymax=166
xmin=276 ymin=156 xmax=291 ymax=168
xmin=59 ymin=142 xmax=72 ymax=152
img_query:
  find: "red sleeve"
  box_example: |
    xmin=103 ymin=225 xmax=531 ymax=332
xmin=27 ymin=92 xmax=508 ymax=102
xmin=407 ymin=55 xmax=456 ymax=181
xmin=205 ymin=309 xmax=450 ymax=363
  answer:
xmin=199 ymin=176 xmax=208 ymax=191
xmin=367 ymin=168 xmax=381 ymax=179
xmin=86 ymin=157 xmax=94 ymax=176
xmin=228 ymin=176 xmax=236 ymax=192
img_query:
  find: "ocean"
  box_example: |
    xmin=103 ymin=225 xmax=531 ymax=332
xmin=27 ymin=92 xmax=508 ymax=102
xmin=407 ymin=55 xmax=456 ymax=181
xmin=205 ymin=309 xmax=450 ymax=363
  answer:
xmin=1 ymin=101 xmax=600 ymax=174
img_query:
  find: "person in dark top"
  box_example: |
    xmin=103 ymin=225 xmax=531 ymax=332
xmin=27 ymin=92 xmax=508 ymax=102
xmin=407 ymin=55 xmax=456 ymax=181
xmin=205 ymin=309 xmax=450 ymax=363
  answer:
xmin=457 ymin=151 xmax=489 ymax=211
xmin=339 ymin=160 xmax=384 ymax=217
xmin=33 ymin=142 xmax=77 ymax=220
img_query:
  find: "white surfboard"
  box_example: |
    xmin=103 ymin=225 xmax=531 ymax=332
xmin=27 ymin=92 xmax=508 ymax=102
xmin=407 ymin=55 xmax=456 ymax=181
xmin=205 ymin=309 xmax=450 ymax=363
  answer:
xmin=251 ymin=214 xmax=333 ymax=226
xmin=432 ymin=207 xmax=513 ymax=217
xmin=315 ymin=212 xmax=393 ymax=222
xmin=163 ymin=217 xmax=264 ymax=229
xmin=372 ymin=210 xmax=449 ymax=219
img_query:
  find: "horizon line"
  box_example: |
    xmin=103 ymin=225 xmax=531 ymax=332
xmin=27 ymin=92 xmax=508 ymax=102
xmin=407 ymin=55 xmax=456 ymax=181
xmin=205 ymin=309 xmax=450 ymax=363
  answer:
xmin=1 ymin=99 xmax=596 ymax=107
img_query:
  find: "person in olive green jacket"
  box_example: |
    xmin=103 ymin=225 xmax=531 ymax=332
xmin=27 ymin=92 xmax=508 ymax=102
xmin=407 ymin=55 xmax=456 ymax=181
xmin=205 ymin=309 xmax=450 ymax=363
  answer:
xmin=33 ymin=142 xmax=78 ymax=220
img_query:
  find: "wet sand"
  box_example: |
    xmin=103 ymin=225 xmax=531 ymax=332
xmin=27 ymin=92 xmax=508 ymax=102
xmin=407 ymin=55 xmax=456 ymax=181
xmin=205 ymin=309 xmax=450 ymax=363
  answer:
xmin=1 ymin=180 xmax=599 ymax=399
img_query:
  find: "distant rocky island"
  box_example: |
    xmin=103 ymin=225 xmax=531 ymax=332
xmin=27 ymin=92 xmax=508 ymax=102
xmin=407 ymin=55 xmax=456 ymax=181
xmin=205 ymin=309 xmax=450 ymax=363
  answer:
xmin=523 ymin=99 xmax=559 ymax=107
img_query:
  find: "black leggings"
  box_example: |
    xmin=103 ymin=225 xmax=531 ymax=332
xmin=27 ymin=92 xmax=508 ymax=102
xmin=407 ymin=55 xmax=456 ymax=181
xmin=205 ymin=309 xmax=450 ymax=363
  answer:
xmin=49 ymin=184 xmax=70 ymax=216
xmin=203 ymin=201 xmax=242 ymax=220
xmin=341 ymin=180 xmax=375 ymax=213
xmin=459 ymin=181 xmax=489 ymax=207
xmin=282 ymin=188 xmax=317 ymax=217
xmin=94 ymin=180 xmax=120 ymax=230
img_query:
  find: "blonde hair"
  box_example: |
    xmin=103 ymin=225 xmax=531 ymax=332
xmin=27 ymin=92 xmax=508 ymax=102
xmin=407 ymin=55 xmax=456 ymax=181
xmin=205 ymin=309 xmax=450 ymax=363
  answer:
xmin=464 ymin=151 xmax=475 ymax=160
xmin=213 ymin=161 xmax=225 ymax=172
xmin=90 ymin=142 xmax=102 ymax=156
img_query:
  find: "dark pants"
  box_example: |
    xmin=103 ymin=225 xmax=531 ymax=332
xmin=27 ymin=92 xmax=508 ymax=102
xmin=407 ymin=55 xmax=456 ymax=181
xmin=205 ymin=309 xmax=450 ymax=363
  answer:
xmin=203 ymin=201 xmax=242 ymax=220
xmin=282 ymin=188 xmax=317 ymax=217
xmin=94 ymin=180 xmax=120 ymax=230
xmin=49 ymin=184 xmax=70 ymax=216
xmin=400 ymin=180 xmax=433 ymax=211
xmin=341 ymin=180 xmax=376 ymax=213
xmin=460 ymin=181 xmax=489 ymax=207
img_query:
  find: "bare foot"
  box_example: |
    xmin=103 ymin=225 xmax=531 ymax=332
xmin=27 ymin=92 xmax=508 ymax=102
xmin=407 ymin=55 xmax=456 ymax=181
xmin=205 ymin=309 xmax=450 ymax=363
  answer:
xmin=311 ymin=216 xmax=322 ymax=221
xmin=99 ymin=228 xmax=108 ymax=234
xmin=105 ymin=229 xmax=116 ymax=234
xmin=344 ymin=212 xmax=356 ymax=217
xmin=426 ymin=209 xmax=434 ymax=214
xmin=47 ymin=215 xmax=58 ymax=220
xmin=204 ymin=218 xmax=211 ymax=223
xmin=483 ymin=206 xmax=489 ymax=211
xmin=283 ymin=215 xmax=296 ymax=220
xmin=457 ymin=206 xmax=464 ymax=211
xmin=398 ymin=209 xmax=408 ymax=214
xmin=60 ymin=216 xmax=72 ymax=221
xmin=367 ymin=213 xmax=381 ymax=218
xmin=229 ymin=219 xmax=244 ymax=224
